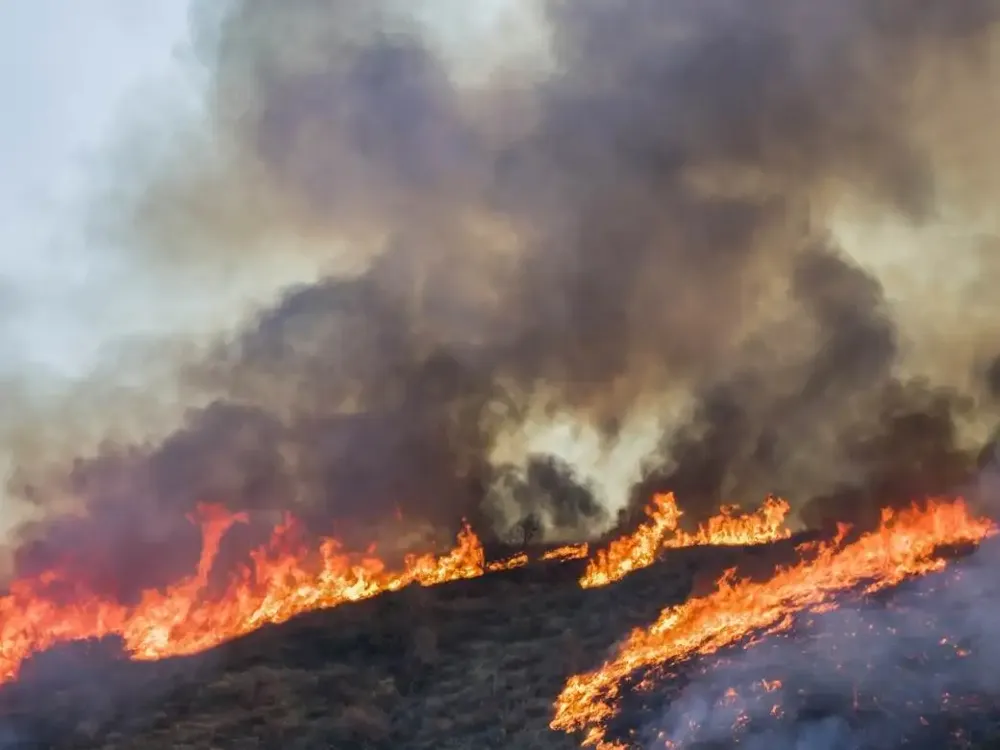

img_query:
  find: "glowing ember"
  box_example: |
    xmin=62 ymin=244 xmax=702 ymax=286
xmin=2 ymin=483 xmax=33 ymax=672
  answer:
xmin=579 ymin=493 xmax=792 ymax=589
xmin=0 ymin=506 xmax=487 ymax=683
xmin=551 ymin=498 xmax=996 ymax=750
xmin=487 ymin=552 xmax=529 ymax=572
xmin=542 ymin=544 xmax=590 ymax=562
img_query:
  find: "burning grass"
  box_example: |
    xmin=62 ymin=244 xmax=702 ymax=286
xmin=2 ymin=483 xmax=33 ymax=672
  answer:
xmin=0 ymin=496 xmax=998 ymax=749
xmin=553 ymin=499 xmax=997 ymax=749
xmin=0 ymin=494 xmax=790 ymax=684
xmin=579 ymin=494 xmax=792 ymax=589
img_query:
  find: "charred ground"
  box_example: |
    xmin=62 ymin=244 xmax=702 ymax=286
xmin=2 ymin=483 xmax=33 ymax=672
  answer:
xmin=3 ymin=532 xmax=999 ymax=750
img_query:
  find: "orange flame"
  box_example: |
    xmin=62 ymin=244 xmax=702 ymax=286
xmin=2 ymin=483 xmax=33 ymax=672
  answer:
xmin=542 ymin=543 xmax=590 ymax=562
xmin=0 ymin=493 xmax=795 ymax=686
xmin=0 ymin=506 xmax=487 ymax=683
xmin=579 ymin=494 xmax=791 ymax=589
xmin=552 ymin=498 xmax=996 ymax=749
xmin=487 ymin=552 xmax=529 ymax=572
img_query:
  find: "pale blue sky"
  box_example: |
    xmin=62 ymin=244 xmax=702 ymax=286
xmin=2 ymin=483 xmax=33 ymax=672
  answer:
xmin=1 ymin=1 xmax=193 ymax=378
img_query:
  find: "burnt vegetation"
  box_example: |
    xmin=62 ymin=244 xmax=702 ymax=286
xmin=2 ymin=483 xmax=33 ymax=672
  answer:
xmin=3 ymin=1 xmax=1000 ymax=748
xmin=2 ymin=535 xmax=1000 ymax=750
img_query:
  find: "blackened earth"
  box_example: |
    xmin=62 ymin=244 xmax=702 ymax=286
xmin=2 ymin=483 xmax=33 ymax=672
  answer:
xmin=1 ymin=534 xmax=998 ymax=750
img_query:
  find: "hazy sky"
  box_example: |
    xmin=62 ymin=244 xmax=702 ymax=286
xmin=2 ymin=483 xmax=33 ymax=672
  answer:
xmin=1 ymin=2 xmax=995 ymax=534
xmin=1 ymin=1 xmax=992 ymax=404
xmin=0 ymin=1 xmax=551 ymax=382
xmin=0 ymin=2 xmax=198 ymax=381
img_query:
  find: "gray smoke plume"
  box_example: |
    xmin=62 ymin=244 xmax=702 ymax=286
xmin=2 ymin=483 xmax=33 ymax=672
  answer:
xmin=9 ymin=0 xmax=1000 ymax=592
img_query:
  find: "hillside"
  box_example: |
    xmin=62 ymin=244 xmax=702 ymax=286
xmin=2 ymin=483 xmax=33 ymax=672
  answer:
xmin=3 ymin=527 xmax=999 ymax=750
xmin=0 ymin=536 xmax=816 ymax=750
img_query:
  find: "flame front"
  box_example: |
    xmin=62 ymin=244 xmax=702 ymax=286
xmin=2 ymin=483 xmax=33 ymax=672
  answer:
xmin=579 ymin=493 xmax=792 ymax=589
xmin=0 ymin=494 xmax=787 ymax=685
xmin=0 ymin=508 xmax=487 ymax=682
xmin=552 ymin=499 xmax=996 ymax=749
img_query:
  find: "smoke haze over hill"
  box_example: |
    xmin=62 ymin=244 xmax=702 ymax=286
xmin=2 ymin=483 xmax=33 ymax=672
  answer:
xmin=6 ymin=0 xmax=1000 ymax=592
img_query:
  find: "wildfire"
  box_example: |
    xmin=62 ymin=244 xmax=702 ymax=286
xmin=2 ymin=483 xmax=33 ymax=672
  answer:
xmin=0 ymin=492 xmax=795 ymax=684
xmin=542 ymin=543 xmax=590 ymax=562
xmin=0 ymin=506 xmax=487 ymax=683
xmin=487 ymin=552 xmax=529 ymax=572
xmin=551 ymin=498 xmax=996 ymax=750
xmin=579 ymin=493 xmax=792 ymax=589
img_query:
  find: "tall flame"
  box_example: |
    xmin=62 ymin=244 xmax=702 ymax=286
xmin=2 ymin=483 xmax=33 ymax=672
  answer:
xmin=0 ymin=494 xmax=780 ymax=685
xmin=0 ymin=490 xmax=884 ymax=700
xmin=552 ymin=499 xmax=996 ymax=750
xmin=0 ymin=507 xmax=487 ymax=683
xmin=579 ymin=493 xmax=792 ymax=589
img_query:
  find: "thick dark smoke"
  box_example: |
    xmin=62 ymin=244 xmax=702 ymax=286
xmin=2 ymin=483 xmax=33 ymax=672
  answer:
xmin=10 ymin=0 xmax=1000 ymax=592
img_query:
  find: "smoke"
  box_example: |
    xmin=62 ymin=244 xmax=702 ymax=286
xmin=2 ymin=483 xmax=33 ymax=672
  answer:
xmin=634 ymin=538 xmax=1000 ymax=749
xmin=9 ymin=0 xmax=1000 ymax=588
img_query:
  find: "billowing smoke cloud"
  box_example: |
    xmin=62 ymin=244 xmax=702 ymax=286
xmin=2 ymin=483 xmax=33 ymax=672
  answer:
xmin=9 ymin=0 xmax=1000 ymax=590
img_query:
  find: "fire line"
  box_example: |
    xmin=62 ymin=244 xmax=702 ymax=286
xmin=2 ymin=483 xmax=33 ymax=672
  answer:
xmin=0 ymin=493 xmax=789 ymax=684
xmin=551 ymin=498 xmax=996 ymax=750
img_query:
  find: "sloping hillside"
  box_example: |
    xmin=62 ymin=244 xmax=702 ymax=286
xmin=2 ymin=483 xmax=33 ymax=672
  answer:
xmin=2 ymin=533 xmax=998 ymax=750
xmin=0 ymin=538 xmax=807 ymax=750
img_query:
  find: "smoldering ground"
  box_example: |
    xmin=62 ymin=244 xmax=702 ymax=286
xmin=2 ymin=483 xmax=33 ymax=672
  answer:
xmin=7 ymin=0 xmax=1000 ymax=595
xmin=628 ymin=537 xmax=1000 ymax=750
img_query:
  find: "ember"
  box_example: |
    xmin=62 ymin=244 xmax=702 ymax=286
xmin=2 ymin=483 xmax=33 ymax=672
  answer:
xmin=542 ymin=544 xmax=591 ymax=562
